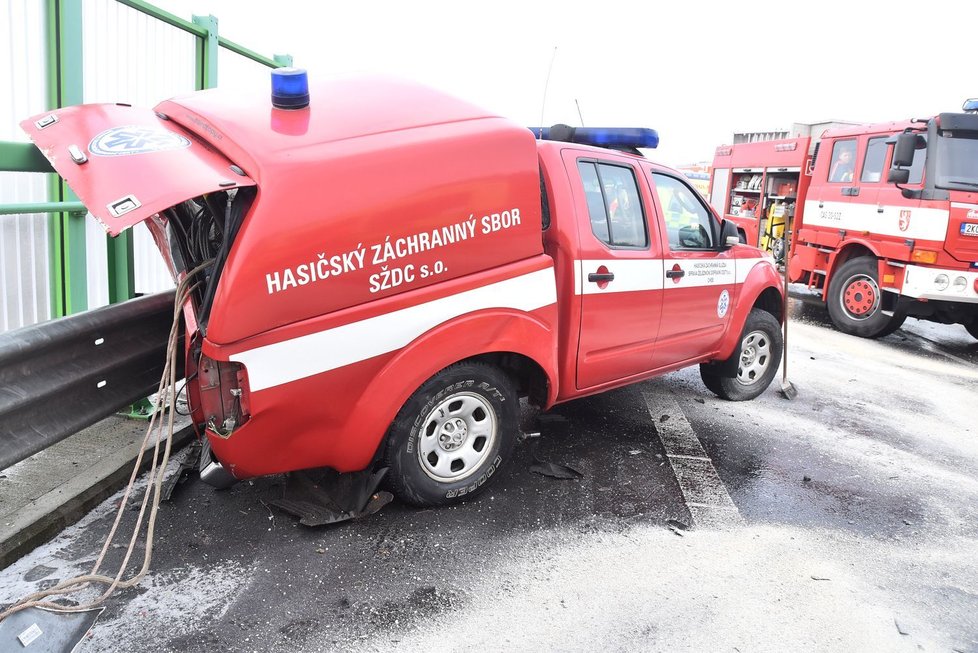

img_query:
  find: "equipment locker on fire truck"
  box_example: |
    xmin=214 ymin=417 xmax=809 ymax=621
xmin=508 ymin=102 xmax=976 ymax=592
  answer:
xmin=22 ymin=70 xmax=785 ymax=510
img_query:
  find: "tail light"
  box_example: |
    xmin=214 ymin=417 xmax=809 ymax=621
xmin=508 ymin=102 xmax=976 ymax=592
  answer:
xmin=196 ymin=353 xmax=251 ymax=438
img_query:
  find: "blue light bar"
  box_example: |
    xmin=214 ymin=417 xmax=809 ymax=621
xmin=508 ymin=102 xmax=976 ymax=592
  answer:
xmin=271 ymin=67 xmax=310 ymax=110
xmin=963 ymin=98 xmax=978 ymax=113
xmin=530 ymin=125 xmax=659 ymax=149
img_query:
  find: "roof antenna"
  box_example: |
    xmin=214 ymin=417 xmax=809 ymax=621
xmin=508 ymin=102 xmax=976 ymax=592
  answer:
xmin=575 ymin=99 xmax=585 ymax=127
xmin=538 ymin=46 xmax=557 ymax=138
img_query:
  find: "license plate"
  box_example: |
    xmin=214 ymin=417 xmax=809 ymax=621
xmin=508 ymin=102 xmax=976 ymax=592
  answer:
xmin=962 ymin=223 xmax=978 ymax=237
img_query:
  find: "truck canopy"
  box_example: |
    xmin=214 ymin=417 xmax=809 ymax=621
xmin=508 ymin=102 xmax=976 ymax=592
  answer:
xmin=21 ymin=76 xmax=506 ymax=237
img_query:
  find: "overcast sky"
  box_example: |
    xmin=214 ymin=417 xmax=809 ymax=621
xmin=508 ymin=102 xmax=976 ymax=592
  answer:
xmin=154 ymin=0 xmax=973 ymax=167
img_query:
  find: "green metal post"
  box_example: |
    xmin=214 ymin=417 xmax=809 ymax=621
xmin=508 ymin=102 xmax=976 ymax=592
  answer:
xmin=45 ymin=0 xmax=87 ymax=317
xmin=106 ymin=232 xmax=134 ymax=304
xmin=193 ymin=14 xmax=219 ymax=90
xmin=273 ymin=54 xmax=293 ymax=68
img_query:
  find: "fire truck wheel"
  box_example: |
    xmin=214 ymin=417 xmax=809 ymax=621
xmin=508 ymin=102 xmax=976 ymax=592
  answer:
xmin=826 ymin=256 xmax=901 ymax=338
xmin=700 ymin=309 xmax=783 ymax=401
xmin=383 ymin=362 xmax=518 ymax=508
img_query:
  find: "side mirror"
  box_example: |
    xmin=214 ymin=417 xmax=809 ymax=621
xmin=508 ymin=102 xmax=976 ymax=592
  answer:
xmin=892 ymin=132 xmax=923 ymax=167
xmin=887 ymin=167 xmax=910 ymax=184
xmin=720 ymin=219 xmax=740 ymax=249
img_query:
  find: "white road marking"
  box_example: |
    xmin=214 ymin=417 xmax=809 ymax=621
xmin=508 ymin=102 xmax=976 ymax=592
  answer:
xmin=643 ymin=391 xmax=742 ymax=528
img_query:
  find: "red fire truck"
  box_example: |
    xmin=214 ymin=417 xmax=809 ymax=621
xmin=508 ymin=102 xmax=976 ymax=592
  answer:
xmin=710 ymin=108 xmax=978 ymax=339
xmin=23 ymin=72 xmax=784 ymax=509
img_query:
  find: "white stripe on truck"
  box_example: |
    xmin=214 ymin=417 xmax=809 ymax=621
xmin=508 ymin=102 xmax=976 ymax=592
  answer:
xmin=231 ymin=268 xmax=557 ymax=392
xmin=574 ymin=256 xmax=771 ymax=294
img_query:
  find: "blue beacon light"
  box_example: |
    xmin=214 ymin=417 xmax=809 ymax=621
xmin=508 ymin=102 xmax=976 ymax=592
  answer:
xmin=271 ymin=67 xmax=310 ymax=110
xmin=530 ymin=125 xmax=659 ymax=149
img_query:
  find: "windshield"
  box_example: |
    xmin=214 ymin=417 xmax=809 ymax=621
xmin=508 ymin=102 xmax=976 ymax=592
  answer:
xmin=934 ymin=132 xmax=978 ymax=191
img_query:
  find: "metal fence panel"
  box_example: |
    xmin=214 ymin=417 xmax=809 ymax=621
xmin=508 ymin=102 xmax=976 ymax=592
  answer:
xmin=0 ymin=173 xmax=50 ymax=332
xmin=218 ymin=45 xmax=275 ymax=89
xmin=83 ymin=0 xmax=197 ymax=298
xmin=0 ymin=0 xmax=51 ymax=333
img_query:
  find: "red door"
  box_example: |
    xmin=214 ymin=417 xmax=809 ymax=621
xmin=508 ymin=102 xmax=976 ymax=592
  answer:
xmin=645 ymin=170 xmax=736 ymax=368
xmin=565 ymin=150 xmax=664 ymax=389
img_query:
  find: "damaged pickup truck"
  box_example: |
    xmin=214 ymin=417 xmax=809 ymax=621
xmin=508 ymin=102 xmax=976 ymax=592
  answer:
xmin=22 ymin=69 xmax=784 ymax=511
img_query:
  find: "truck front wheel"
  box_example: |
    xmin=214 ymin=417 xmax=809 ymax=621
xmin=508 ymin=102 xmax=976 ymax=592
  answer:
xmin=383 ymin=362 xmax=518 ymax=507
xmin=826 ymin=256 xmax=905 ymax=338
xmin=700 ymin=308 xmax=783 ymax=401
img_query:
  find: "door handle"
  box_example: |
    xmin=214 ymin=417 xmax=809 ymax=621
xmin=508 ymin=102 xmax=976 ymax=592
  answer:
xmin=877 ymin=206 xmax=884 ymax=213
xmin=588 ymin=272 xmax=615 ymax=283
xmin=842 ymin=186 xmax=860 ymax=196
xmin=665 ymin=269 xmax=685 ymax=279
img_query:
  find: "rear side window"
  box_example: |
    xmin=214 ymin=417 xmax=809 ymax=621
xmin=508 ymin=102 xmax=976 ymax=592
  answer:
xmin=577 ymin=161 xmax=647 ymax=248
xmin=860 ymin=137 xmax=888 ymax=183
xmin=651 ymin=173 xmax=716 ymax=250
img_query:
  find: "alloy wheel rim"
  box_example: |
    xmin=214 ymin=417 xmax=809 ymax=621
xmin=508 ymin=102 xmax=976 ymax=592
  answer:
xmin=418 ymin=392 xmax=497 ymax=483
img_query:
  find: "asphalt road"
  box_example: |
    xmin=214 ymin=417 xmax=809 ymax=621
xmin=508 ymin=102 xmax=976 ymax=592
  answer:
xmin=2 ymin=298 xmax=977 ymax=652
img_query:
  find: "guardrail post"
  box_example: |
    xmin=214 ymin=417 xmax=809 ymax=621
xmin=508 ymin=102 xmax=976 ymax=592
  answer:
xmin=106 ymin=230 xmax=135 ymax=304
xmin=193 ymin=14 xmax=219 ymax=90
xmin=46 ymin=0 xmax=87 ymax=317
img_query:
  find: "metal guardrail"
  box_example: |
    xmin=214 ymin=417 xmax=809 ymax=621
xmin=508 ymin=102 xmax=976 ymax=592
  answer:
xmin=0 ymin=291 xmax=181 ymax=471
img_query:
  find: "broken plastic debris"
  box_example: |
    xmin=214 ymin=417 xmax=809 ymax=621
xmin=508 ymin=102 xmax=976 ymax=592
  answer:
xmin=529 ymin=459 xmax=583 ymax=480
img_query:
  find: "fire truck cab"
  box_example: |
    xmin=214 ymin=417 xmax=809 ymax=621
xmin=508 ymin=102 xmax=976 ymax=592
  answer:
xmin=23 ymin=72 xmax=785 ymax=509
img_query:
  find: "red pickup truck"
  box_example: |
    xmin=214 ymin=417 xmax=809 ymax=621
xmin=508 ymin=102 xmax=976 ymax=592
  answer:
xmin=23 ymin=71 xmax=784 ymax=508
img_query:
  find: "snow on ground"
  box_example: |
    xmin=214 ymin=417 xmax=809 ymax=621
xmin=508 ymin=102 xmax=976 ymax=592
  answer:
xmin=346 ymin=523 xmax=978 ymax=653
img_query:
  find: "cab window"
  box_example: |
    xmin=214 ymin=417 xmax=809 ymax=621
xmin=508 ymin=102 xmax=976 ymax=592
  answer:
xmin=828 ymin=139 xmax=857 ymax=183
xmin=577 ymin=161 xmax=647 ymax=248
xmin=860 ymin=137 xmax=888 ymax=183
xmin=650 ymin=173 xmax=716 ymax=250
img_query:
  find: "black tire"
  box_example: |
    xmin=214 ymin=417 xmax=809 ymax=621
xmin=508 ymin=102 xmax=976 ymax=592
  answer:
xmin=700 ymin=309 xmax=783 ymax=401
xmin=384 ymin=362 xmax=518 ymax=507
xmin=826 ymin=256 xmax=902 ymax=338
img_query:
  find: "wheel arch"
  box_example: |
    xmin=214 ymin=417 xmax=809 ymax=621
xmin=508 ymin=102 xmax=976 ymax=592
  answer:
xmin=344 ymin=308 xmax=559 ymax=469
xmin=716 ymin=261 xmax=784 ymax=361
xmin=825 ymin=241 xmax=878 ymax=291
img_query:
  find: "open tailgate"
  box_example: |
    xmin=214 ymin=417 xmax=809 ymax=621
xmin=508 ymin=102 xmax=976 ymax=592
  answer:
xmin=21 ymin=103 xmax=255 ymax=236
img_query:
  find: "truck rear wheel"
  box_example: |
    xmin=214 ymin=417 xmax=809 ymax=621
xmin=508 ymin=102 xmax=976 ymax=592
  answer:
xmin=826 ymin=256 xmax=904 ymax=338
xmin=700 ymin=308 xmax=783 ymax=401
xmin=383 ymin=362 xmax=518 ymax=507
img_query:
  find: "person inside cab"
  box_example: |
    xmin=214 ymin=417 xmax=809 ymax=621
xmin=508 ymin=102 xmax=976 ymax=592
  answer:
xmin=829 ymin=141 xmax=857 ymax=183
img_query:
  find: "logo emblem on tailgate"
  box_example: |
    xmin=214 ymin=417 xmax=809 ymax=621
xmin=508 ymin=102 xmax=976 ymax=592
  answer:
xmin=89 ymin=125 xmax=191 ymax=157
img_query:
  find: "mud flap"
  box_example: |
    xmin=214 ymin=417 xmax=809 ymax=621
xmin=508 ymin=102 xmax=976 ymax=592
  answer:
xmin=270 ymin=468 xmax=393 ymax=527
